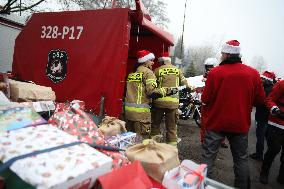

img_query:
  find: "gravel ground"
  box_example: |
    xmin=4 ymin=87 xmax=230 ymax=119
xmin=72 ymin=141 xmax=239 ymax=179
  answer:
xmin=176 ymin=118 xmax=283 ymax=189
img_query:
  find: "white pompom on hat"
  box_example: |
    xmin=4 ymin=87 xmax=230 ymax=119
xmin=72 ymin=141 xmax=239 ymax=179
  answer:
xmin=221 ymin=40 xmax=241 ymax=54
xmin=158 ymin=52 xmax=171 ymax=63
xmin=137 ymin=50 xmax=155 ymax=63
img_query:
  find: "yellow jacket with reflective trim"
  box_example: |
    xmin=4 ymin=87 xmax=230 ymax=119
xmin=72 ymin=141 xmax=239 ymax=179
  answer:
xmin=153 ymin=64 xmax=189 ymax=109
xmin=124 ymin=65 xmax=166 ymax=122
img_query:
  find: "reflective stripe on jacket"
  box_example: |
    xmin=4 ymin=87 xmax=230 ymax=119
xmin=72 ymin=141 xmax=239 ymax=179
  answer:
xmin=124 ymin=65 xmax=166 ymax=121
xmin=154 ymin=65 xmax=188 ymax=109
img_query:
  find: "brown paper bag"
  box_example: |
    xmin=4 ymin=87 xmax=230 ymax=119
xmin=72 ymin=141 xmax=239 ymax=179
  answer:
xmin=9 ymin=79 xmax=56 ymax=101
xmin=99 ymin=116 xmax=127 ymax=137
xmin=125 ymin=139 xmax=180 ymax=182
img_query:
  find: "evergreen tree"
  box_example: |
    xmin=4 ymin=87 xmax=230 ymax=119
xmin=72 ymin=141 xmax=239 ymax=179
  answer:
xmin=185 ymin=61 xmax=196 ymax=77
xmin=174 ymin=37 xmax=184 ymax=60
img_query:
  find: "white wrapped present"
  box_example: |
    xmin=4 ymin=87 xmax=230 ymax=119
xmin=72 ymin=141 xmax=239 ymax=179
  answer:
xmin=0 ymin=125 xmax=112 ymax=189
xmin=105 ymin=132 xmax=137 ymax=149
xmin=162 ymin=159 xmax=207 ymax=189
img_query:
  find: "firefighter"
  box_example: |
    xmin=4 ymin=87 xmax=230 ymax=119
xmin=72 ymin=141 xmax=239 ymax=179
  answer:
xmin=151 ymin=52 xmax=192 ymax=146
xmin=202 ymin=58 xmax=217 ymax=82
xmin=124 ymin=50 xmax=177 ymax=139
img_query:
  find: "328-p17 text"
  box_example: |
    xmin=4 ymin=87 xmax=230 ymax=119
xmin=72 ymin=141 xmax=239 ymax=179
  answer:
xmin=40 ymin=26 xmax=83 ymax=40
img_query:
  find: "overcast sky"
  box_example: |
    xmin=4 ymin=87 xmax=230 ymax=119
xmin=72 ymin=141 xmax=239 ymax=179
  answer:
xmin=164 ymin=0 xmax=284 ymax=78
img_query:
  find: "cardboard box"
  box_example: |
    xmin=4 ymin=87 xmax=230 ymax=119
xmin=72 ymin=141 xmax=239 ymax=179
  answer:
xmin=9 ymin=79 xmax=56 ymax=101
xmin=0 ymin=125 xmax=112 ymax=189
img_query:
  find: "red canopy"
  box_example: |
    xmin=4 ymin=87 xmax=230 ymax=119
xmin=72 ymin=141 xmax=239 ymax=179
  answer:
xmin=12 ymin=8 xmax=173 ymax=117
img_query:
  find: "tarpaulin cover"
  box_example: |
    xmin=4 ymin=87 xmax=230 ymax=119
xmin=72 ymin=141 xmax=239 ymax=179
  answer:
xmin=13 ymin=9 xmax=130 ymax=117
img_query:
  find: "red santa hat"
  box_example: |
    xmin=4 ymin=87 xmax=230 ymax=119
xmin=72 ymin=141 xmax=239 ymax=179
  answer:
xmin=137 ymin=50 xmax=155 ymax=63
xmin=158 ymin=52 xmax=171 ymax=62
xmin=221 ymin=40 xmax=241 ymax=54
xmin=261 ymin=71 xmax=276 ymax=82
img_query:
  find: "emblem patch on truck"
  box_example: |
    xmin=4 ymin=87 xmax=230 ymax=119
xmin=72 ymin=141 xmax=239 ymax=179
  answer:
xmin=46 ymin=49 xmax=68 ymax=83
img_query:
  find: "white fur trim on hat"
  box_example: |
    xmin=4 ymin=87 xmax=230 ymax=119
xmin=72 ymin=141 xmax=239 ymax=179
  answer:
xmin=138 ymin=53 xmax=155 ymax=63
xmin=261 ymin=75 xmax=274 ymax=82
xmin=158 ymin=57 xmax=171 ymax=62
xmin=221 ymin=44 xmax=241 ymax=54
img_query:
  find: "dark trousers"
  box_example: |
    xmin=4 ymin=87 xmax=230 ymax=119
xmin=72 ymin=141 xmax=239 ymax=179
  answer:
xmin=261 ymin=125 xmax=284 ymax=179
xmin=255 ymin=121 xmax=267 ymax=156
xmin=202 ymin=131 xmax=250 ymax=189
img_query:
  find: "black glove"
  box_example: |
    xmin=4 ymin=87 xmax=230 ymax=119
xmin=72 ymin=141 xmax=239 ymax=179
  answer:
xmin=279 ymin=112 xmax=284 ymax=119
xmin=166 ymin=88 xmax=179 ymax=96
xmin=185 ymin=87 xmax=192 ymax=93
xmin=271 ymin=107 xmax=281 ymax=116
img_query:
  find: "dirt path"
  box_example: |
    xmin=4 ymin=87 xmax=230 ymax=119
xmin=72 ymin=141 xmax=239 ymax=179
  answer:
xmin=177 ymin=119 xmax=282 ymax=189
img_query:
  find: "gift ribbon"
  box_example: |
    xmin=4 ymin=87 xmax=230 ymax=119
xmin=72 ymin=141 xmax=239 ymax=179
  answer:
xmin=90 ymin=144 xmax=125 ymax=152
xmin=171 ymin=164 xmax=205 ymax=188
xmin=110 ymin=134 xmax=134 ymax=149
xmin=0 ymin=141 xmax=83 ymax=173
xmin=0 ymin=142 xmax=124 ymax=173
xmin=181 ymin=164 xmax=204 ymax=188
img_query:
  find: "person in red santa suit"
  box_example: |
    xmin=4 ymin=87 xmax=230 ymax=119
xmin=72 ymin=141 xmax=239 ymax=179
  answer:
xmin=259 ymin=79 xmax=284 ymax=185
xmin=201 ymin=40 xmax=265 ymax=189
xmin=250 ymin=71 xmax=276 ymax=161
xmin=200 ymin=58 xmax=228 ymax=148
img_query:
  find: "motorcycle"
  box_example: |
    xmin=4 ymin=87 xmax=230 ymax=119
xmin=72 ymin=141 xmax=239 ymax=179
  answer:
xmin=178 ymin=88 xmax=202 ymax=127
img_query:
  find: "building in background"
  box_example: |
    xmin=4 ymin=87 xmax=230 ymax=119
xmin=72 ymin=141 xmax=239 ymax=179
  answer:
xmin=0 ymin=14 xmax=25 ymax=73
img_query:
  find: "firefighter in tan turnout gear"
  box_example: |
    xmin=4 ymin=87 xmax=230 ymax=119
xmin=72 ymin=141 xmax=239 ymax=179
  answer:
xmin=124 ymin=50 xmax=177 ymax=139
xmin=151 ymin=52 xmax=192 ymax=146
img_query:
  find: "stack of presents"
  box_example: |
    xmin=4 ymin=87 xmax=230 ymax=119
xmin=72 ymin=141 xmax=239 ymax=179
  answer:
xmin=0 ymin=77 xmax=224 ymax=189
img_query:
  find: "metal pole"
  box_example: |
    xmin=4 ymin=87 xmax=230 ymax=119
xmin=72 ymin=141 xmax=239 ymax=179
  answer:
xmin=20 ymin=0 xmax=22 ymax=16
xmin=99 ymin=96 xmax=105 ymax=118
xmin=180 ymin=0 xmax=188 ymax=70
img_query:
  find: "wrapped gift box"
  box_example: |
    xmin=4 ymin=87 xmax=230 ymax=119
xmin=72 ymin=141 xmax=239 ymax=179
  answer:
xmin=106 ymin=132 xmax=137 ymax=149
xmin=0 ymin=106 xmax=46 ymax=132
xmin=9 ymin=79 xmax=56 ymax=102
xmin=0 ymin=125 xmax=112 ymax=189
xmin=162 ymin=160 xmax=207 ymax=189
xmin=20 ymin=101 xmax=56 ymax=113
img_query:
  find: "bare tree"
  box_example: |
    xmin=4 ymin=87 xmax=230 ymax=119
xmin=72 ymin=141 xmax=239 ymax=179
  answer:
xmin=250 ymin=55 xmax=267 ymax=73
xmin=0 ymin=0 xmax=46 ymax=14
xmin=58 ymin=0 xmax=169 ymax=28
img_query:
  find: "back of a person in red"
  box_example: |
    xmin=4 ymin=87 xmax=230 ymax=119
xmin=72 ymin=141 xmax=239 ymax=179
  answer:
xmin=201 ymin=40 xmax=265 ymax=189
xmin=200 ymin=58 xmax=228 ymax=148
xmin=259 ymin=79 xmax=284 ymax=185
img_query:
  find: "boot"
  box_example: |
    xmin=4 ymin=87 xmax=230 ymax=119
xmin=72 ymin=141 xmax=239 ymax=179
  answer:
xmin=259 ymin=171 xmax=268 ymax=184
xmin=277 ymin=176 xmax=284 ymax=185
xmin=221 ymin=142 xmax=229 ymax=148
xmin=277 ymin=163 xmax=284 ymax=185
xmin=249 ymin=153 xmax=263 ymax=161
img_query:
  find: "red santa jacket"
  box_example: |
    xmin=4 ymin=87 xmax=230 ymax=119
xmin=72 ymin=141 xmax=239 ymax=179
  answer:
xmin=201 ymin=61 xmax=265 ymax=133
xmin=266 ymin=80 xmax=284 ymax=129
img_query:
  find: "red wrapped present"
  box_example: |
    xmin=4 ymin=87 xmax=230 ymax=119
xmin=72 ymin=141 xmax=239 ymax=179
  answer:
xmin=49 ymin=101 xmax=105 ymax=145
xmin=49 ymin=100 xmax=130 ymax=169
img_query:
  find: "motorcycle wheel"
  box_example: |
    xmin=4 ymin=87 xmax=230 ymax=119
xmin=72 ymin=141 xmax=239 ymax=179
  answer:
xmin=193 ymin=112 xmax=201 ymax=128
